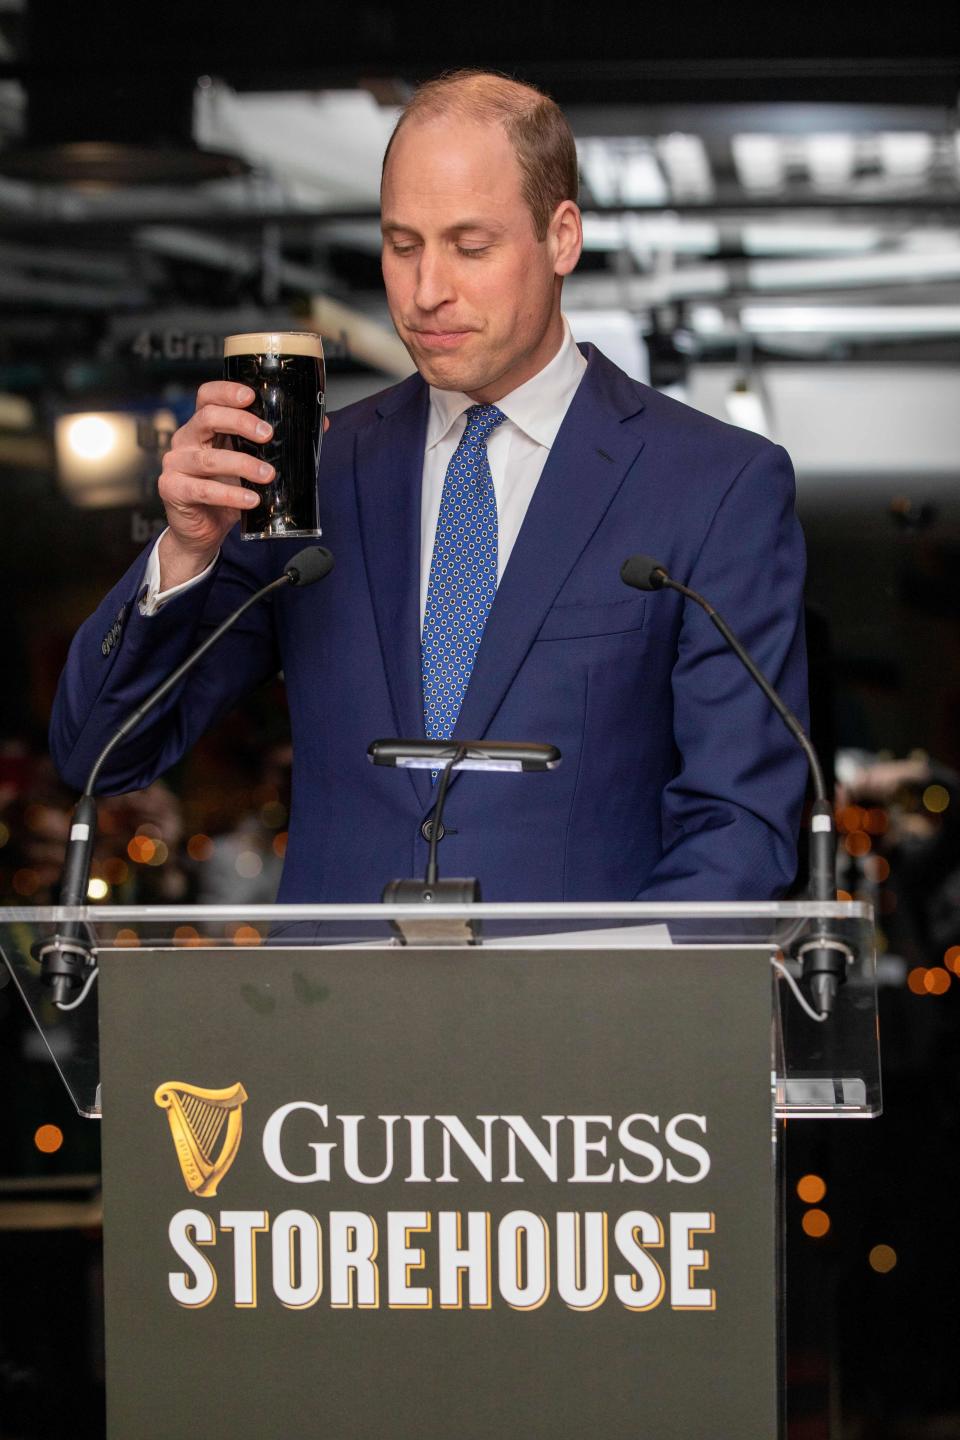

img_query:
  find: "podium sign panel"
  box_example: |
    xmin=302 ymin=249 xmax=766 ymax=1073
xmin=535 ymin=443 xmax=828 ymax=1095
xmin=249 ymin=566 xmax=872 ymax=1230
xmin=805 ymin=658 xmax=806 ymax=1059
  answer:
xmin=99 ymin=945 xmax=777 ymax=1440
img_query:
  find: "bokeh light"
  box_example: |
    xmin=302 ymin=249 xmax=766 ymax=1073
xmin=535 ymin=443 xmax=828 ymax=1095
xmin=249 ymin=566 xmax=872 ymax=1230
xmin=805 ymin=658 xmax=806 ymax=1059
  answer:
xmin=924 ymin=967 xmax=951 ymax=995
xmin=127 ymin=835 xmax=156 ymax=864
xmin=844 ymin=832 xmax=872 ymax=857
xmin=944 ymin=946 xmax=960 ymax=975
xmin=173 ymin=925 xmax=204 ymax=947
xmin=187 ymin=833 xmax=214 ymax=862
xmin=801 ymin=1209 xmax=831 ymax=1238
xmin=272 ymin=831 xmax=288 ymax=859
xmin=34 ymin=1124 xmax=64 ymax=1154
xmin=114 ymin=928 xmax=140 ymax=948
xmin=868 ymin=1244 xmax=897 ymax=1274
xmin=862 ymin=808 xmax=888 ymax=836
xmin=797 ymin=1173 xmax=827 ymax=1204
xmin=235 ymin=850 xmax=263 ymax=879
xmin=230 ymin=924 xmax=263 ymax=946
xmin=86 ymin=877 xmax=109 ymax=900
xmin=864 ymin=855 xmax=891 ymax=884
xmin=922 ymin=784 xmax=949 ymax=814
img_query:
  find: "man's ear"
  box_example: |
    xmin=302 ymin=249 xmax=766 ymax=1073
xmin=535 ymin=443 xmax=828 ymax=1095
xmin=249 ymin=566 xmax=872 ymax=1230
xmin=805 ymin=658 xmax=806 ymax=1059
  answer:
xmin=548 ymin=200 xmax=583 ymax=277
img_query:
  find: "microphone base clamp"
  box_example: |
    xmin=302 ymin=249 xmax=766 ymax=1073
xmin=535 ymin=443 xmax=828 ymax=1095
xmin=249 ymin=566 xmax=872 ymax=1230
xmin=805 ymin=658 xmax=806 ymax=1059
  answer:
xmin=382 ymin=877 xmax=481 ymax=946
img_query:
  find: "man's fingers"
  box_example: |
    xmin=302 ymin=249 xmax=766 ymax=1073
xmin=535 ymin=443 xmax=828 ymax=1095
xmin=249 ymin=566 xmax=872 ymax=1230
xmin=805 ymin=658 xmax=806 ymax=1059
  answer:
xmin=173 ymin=402 xmax=273 ymax=449
xmin=164 ymin=445 xmax=274 ymax=486
xmin=159 ymin=471 xmax=262 ymax=510
xmin=195 ymin=380 xmax=256 ymax=410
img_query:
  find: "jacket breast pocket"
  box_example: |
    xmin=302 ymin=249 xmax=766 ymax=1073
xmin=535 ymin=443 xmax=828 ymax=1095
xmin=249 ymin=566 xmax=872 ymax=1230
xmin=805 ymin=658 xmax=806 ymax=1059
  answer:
xmin=536 ymin=597 xmax=648 ymax=641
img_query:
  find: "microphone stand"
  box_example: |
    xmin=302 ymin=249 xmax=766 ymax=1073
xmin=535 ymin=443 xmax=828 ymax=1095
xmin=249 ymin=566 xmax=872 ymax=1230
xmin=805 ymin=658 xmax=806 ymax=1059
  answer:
xmin=621 ymin=555 xmax=849 ymax=1017
xmin=39 ymin=546 xmax=334 ymax=1004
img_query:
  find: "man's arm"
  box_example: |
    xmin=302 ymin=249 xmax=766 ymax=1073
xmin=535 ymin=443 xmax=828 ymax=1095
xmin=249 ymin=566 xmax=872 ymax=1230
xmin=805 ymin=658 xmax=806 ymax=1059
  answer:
xmin=49 ymin=381 xmax=285 ymax=794
xmin=636 ymin=442 xmax=809 ymax=900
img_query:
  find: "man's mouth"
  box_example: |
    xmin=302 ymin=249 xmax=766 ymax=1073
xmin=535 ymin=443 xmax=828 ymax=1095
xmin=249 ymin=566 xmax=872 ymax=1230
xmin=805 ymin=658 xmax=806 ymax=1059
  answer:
xmin=409 ymin=328 xmax=473 ymax=350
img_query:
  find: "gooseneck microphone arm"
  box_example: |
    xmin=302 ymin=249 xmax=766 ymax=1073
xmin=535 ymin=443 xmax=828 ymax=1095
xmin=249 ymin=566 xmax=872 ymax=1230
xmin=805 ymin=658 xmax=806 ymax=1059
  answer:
xmin=621 ymin=553 xmax=843 ymax=1017
xmin=42 ymin=545 xmax=334 ymax=1002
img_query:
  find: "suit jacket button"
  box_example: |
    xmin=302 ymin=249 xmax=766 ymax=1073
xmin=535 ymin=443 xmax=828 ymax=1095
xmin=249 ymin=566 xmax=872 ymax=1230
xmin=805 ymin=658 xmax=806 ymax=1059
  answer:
xmin=420 ymin=819 xmax=445 ymax=842
xmin=101 ymin=639 xmax=111 ymax=656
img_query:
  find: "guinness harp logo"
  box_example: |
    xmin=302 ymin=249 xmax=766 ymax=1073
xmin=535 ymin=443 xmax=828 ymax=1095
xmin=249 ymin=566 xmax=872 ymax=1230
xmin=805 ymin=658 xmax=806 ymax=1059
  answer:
xmin=154 ymin=1081 xmax=248 ymax=1197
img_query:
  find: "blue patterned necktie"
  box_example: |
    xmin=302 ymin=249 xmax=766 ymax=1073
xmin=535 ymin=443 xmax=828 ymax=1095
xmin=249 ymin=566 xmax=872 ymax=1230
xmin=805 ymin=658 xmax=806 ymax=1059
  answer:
xmin=422 ymin=403 xmax=506 ymax=742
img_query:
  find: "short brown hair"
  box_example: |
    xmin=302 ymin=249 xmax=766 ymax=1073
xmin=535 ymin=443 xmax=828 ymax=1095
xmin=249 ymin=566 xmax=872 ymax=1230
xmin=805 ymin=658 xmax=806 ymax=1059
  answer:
xmin=382 ymin=70 xmax=579 ymax=241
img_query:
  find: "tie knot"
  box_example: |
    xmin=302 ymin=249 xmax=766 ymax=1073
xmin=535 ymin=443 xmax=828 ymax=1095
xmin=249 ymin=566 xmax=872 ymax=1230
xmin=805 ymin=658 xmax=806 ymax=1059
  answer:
xmin=463 ymin=403 xmax=506 ymax=443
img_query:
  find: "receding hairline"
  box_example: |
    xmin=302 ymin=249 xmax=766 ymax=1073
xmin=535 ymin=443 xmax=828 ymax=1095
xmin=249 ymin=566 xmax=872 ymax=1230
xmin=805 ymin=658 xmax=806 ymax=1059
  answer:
xmin=381 ymin=70 xmax=579 ymax=240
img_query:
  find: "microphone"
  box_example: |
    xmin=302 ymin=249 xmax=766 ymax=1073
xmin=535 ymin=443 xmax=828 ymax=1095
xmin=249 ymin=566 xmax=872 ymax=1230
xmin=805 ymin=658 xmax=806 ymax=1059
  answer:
xmin=621 ymin=553 xmax=843 ymax=1017
xmin=41 ymin=545 xmax=334 ymax=1002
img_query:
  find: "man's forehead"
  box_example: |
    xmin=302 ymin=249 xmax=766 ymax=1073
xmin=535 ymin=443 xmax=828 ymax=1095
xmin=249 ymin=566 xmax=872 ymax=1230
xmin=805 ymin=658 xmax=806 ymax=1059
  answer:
xmin=383 ymin=113 xmax=519 ymax=184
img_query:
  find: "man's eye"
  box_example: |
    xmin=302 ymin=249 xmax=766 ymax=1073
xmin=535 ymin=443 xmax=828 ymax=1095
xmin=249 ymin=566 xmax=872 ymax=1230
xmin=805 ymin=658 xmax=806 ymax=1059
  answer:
xmin=456 ymin=246 xmax=488 ymax=258
xmin=390 ymin=242 xmax=418 ymax=256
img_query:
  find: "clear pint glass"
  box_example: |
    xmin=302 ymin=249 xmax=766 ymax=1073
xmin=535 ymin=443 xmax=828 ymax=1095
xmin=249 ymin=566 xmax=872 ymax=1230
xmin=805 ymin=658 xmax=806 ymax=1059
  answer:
xmin=222 ymin=330 xmax=325 ymax=539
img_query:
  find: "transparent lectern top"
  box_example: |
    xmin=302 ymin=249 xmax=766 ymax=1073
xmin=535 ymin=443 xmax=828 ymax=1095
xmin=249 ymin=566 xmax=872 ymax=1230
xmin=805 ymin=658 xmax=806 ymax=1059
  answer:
xmin=0 ymin=900 xmax=878 ymax=1121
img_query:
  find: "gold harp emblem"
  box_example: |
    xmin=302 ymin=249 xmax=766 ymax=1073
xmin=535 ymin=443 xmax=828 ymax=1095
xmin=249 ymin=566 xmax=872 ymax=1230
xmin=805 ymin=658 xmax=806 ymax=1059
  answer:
xmin=154 ymin=1081 xmax=248 ymax=1197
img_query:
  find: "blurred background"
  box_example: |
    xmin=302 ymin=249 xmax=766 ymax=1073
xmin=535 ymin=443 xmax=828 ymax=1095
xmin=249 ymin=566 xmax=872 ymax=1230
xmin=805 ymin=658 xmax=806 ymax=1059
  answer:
xmin=1 ymin=1 xmax=960 ymax=1435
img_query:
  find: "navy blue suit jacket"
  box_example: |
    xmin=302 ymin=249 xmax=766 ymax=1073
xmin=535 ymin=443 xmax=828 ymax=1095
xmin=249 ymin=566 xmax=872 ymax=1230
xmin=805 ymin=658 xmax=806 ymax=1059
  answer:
xmin=50 ymin=345 xmax=808 ymax=902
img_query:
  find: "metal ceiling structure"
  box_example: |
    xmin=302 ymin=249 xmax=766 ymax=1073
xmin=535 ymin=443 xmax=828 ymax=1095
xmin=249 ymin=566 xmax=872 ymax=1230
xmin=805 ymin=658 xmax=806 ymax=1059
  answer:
xmin=0 ymin=0 xmax=959 ymax=426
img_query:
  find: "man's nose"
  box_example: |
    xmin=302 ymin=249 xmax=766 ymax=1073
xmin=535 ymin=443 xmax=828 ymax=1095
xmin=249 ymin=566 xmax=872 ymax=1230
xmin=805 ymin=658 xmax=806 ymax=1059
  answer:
xmin=413 ymin=248 xmax=455 ymax=312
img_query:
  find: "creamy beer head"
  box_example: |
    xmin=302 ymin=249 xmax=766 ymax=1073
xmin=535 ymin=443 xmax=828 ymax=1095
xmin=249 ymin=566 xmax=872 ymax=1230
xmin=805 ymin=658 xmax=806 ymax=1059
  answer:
xmin=224 ymin=331 xmax=323 ymax=359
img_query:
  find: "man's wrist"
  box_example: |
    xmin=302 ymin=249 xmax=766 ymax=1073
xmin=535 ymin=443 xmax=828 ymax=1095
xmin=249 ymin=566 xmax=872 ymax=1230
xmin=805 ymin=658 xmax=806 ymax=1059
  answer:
xmin=157 ymin=530 xmax=220 ymax=590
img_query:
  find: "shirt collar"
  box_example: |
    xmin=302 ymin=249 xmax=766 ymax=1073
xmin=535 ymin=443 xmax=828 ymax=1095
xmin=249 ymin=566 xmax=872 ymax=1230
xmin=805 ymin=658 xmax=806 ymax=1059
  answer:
xmin=425 ymin=317 xmax=587 ymax=452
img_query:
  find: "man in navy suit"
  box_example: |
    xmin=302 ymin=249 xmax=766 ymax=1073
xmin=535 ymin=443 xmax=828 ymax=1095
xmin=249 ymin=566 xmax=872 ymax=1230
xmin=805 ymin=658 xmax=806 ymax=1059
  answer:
xmin=50 ymin=71 xmax=808 ymax=902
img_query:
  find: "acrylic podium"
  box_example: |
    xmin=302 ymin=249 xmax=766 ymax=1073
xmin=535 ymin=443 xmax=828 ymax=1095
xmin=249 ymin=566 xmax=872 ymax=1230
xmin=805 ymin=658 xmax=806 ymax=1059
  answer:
xmin=2 ymin=899 xmax=879 ymax=1440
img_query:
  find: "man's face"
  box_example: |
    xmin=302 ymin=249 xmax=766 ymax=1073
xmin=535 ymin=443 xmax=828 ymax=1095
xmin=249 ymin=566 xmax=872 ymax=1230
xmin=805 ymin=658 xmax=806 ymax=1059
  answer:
xmin=381 ymin=116 xmax=581 ymax=402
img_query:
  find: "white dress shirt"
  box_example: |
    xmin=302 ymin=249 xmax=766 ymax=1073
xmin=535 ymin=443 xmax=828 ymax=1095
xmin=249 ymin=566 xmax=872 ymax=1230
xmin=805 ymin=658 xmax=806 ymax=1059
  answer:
xmin=142 ymin=317 xmax=586 ymax=618
xmin=419 ymin=318 xmax=586 ymax=622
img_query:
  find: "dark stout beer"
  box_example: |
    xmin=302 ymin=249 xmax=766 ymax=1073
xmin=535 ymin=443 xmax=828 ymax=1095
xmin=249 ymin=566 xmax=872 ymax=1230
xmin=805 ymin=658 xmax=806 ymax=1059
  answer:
xmin=222 ymin=331 xmax=325 ymax=540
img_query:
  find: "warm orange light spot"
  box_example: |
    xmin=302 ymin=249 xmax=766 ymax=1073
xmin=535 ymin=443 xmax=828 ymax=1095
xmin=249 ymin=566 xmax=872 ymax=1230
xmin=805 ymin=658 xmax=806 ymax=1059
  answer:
xmin=864 ymin=855 xmax=891 ymax=884
xmin=145 ymin=840 xmax=168 ymax=867
xmin=272 ymin=831 xmax=288 ymax=859
xmin=923 ymin=784 xmax=950 ymax=814
xmin=924 ymin=967 xmax=951 ymax=995
xmin=797 ymin=1173 xmax=827 ymax=1204
xmin=127 ymin=835 xmax=156 ymax=864
xmin=836 ymin=889 xmax=853 ymax=903
xmin=114 ymin=928 xmax=140 ymax=948
xmin=907 ymin=967 xmax=928 ymax=995
xmin=944 ymin=946 xmax=960 ymax=975
xmin=844 ymin=832 xmax=872 ymax=857
xmin=802 ymin=1209 xmax=831 ymax=1238
xmin=34 ymin=1124 xmax=64 ymax=1154
xmin=839 ymin=805 xmax=865 ymax=834
xmin=231 ymin=924 xmax=262 ymax=947
xmin=102 ymin=857 xmax=129 ymax=885
xmin=863 ymin=808 xmax=889 ymax=836
xmin=174 ymin=925 xmax=202 ymax=947
xmin=868 ymin=1244 xmax=897 ymax=1274
xmin=12 ymin=868 xmax=39 ymax=897
xmin=187 ymin=833 xmax=214 ymax=862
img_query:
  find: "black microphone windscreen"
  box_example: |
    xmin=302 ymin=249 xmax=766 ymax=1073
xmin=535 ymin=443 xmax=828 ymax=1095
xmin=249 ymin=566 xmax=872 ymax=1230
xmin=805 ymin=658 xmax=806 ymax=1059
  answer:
xmin=285 ymin=546 xmax=335 ymax=587
xmin=620 ymin=554 xmax=667 ymax=591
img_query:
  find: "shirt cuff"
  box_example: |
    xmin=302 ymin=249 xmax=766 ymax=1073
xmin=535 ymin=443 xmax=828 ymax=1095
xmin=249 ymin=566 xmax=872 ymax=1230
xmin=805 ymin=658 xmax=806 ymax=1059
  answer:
xmin=137 ymin=529 xmax=219 ymax=616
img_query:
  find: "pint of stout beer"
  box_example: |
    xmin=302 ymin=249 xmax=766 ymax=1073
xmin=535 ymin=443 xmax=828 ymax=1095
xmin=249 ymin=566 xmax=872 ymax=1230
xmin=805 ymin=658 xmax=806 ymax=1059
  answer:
xmin=222 ymin=331 xmax=325 ymax=540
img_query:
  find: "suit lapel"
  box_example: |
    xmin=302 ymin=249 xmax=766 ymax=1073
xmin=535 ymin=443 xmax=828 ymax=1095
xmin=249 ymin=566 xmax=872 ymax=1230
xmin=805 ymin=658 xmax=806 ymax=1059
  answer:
xmin=451 ymin=349 xmax=647 ymax=765
xmin=354 ymin=376 xmax=433 ymax=808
